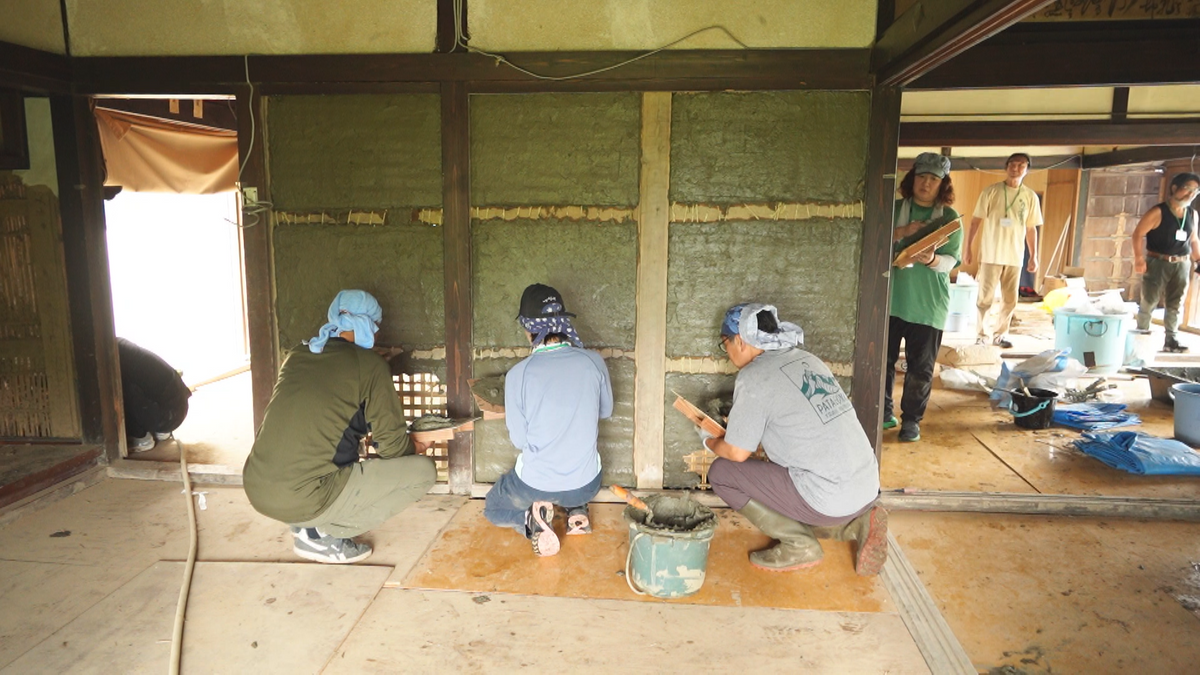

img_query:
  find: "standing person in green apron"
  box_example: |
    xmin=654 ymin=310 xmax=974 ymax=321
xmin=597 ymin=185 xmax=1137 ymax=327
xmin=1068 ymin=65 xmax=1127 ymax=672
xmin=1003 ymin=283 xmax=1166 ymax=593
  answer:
xmin=1131 ymin=172 xmax=1200 ymax=354
xmin=885 ymin=153 xmax=962 ymax=443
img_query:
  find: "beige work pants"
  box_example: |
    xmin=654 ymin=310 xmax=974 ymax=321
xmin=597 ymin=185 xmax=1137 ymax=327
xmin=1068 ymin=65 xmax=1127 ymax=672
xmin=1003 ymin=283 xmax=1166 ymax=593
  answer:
xmin=976 ymin=262 xmax=1020 ymax=342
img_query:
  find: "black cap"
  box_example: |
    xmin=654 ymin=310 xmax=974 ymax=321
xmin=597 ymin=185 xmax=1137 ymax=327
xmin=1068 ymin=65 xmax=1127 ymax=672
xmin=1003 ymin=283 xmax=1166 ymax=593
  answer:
xmin=518 ymin=283 xmax=575 ymax=319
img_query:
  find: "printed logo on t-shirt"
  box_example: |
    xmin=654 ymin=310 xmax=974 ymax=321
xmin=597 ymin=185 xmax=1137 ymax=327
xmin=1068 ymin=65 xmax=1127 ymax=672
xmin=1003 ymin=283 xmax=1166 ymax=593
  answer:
xmin=781 ymin=358 xmax=854 ymax=425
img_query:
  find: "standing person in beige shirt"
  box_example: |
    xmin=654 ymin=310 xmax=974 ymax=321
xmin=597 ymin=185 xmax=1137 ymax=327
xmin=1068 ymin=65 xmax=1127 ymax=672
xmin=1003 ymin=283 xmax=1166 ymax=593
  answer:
xmin=964 ymin=153 xmax=1042 ymax=348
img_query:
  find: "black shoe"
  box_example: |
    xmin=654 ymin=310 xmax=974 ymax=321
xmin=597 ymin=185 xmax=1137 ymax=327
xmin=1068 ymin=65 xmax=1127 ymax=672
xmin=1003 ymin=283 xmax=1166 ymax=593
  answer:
xmin=899 ymin=420 xmax=921 ymax=442
xmin=993 ymin=336 xmax=1014 ymax=349
xmin=525 ymin=501 xmax=560 ymax=556
xmin=1163 ymin=337 xmax=1189 ymax=353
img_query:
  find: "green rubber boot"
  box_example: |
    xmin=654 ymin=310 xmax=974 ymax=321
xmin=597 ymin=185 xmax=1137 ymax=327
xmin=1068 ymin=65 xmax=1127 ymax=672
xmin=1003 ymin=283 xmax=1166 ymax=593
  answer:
xmin=737 ymin=500 xmax=824 ymax=572
xmin=810 ymin=506 xmax=889 ymax=576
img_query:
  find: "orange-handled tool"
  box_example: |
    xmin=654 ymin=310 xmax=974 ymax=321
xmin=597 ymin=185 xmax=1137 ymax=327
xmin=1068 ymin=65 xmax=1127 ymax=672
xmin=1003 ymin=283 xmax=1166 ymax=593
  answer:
xmin=611 ymin=485 xmax=650 ymax=513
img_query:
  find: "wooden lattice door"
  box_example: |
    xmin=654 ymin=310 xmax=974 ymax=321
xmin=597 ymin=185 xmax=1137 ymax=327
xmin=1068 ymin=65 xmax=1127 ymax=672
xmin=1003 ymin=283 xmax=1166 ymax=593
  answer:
xmin=0 ymin=176 xmax=80 ymax=439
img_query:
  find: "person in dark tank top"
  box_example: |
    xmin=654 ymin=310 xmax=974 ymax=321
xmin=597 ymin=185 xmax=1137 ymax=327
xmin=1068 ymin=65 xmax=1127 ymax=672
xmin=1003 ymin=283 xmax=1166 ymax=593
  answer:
xmin=1131 ymin=172 xmax=1200 ymax=353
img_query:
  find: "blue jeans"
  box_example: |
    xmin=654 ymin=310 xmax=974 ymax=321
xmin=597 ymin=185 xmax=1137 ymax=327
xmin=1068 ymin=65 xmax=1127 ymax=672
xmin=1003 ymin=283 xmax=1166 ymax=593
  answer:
xmin=484 ymin=469 xmax=602 ymax=534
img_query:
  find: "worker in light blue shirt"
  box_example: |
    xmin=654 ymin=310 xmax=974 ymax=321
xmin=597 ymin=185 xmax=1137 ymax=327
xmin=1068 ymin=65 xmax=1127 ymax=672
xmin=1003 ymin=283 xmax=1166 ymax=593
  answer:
xmin=484 ymin=283 xmax=613 ymax=557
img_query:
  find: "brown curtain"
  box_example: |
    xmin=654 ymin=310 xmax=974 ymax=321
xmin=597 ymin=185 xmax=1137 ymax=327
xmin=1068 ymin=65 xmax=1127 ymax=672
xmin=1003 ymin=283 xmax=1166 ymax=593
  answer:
xmin=95 ymin=107 xmax=237 ymax=194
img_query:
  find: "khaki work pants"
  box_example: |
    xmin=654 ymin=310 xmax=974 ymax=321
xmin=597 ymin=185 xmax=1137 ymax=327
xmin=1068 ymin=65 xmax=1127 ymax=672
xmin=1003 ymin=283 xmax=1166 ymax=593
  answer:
xmin=292 ymin=455 xmax=436 ymax=538
xmin=976 ymin=262 xmax=1020 ymax=342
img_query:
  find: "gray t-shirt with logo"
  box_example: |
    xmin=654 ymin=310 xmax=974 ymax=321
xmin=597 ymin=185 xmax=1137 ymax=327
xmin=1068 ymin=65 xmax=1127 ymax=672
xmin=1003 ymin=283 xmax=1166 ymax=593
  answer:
xmin=724 ymin=348 xmax=880 ymax=518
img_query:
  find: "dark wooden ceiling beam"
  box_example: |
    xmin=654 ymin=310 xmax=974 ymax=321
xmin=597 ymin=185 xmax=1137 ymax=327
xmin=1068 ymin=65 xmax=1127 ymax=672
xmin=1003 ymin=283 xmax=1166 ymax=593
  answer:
xmin=909 ymin=19 xmax=1200 ymax=88
xmin=0 ymin=40 xmax=72 ymax=93
xmin=70 ymin=49 xmax=873 ymax=94
xmin=94 ymin=97 xmax=237 ymax=131
xmin=900 ymin=119 xmax=1200 ymax=146
xmin=873 ymin=0 xmax=1056 ymax=87
xmin=898 ymin=154 xmax=1081 ymax=171
xmin=1081 ymin=145 xmax=1200 ymax=170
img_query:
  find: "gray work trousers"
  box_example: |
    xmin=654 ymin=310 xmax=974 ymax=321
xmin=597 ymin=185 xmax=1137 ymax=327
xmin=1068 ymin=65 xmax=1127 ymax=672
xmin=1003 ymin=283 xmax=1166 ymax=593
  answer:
xmin=291 ymin=455 xmax=437 ymax=538
xmin=1137 ymin=257 xmax=1191 ymax=338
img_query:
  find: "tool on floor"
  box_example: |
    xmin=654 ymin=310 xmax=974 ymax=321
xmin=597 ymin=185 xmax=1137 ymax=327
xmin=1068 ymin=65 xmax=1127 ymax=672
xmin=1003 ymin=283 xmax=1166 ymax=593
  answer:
xmin=1063 ymin=378 xmax=1117 ymax=403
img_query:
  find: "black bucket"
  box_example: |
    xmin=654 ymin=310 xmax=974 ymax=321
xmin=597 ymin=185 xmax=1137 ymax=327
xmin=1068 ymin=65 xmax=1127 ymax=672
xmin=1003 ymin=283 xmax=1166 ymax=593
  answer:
xmin=1010 ymin=387 xmax=1058 ymax=430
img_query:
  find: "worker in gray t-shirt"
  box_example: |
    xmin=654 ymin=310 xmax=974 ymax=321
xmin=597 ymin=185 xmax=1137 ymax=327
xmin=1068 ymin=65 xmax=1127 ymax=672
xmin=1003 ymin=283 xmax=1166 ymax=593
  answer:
xmin=701 ymin=303 xmax=887 ymax=576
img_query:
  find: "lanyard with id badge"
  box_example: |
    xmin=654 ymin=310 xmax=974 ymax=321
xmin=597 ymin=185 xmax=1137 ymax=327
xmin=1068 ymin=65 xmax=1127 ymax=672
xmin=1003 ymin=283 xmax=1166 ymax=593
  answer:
xmin=1175 ymin=208 xmax=1191 ymax=242
xmin=1001 ymin=185 xmax=1022 ymax=227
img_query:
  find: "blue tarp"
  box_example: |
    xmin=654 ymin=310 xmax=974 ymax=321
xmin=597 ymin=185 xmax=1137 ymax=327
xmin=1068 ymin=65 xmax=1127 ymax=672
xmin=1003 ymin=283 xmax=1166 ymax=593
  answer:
xmin=1073 ymin=431 xmax=1200 ymax=476
xmin=1053 ymin=402 xmax=1141 ymax=431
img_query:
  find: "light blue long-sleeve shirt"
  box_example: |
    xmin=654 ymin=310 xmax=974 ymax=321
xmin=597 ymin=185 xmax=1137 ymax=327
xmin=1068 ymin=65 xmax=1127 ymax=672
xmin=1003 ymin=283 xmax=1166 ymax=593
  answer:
xmin=504 ymin=345 xmax=613 ymax=492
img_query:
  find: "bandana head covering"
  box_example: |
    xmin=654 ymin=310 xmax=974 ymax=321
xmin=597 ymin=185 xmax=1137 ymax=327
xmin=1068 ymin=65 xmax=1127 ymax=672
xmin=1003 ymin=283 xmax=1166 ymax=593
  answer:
xmin=517 ymin=283 xmax=583 ymax=348
xmin=725 ymin=302 xmax=804 ymax=351
xmin=307 ymin=289 xmax=383 ymax=354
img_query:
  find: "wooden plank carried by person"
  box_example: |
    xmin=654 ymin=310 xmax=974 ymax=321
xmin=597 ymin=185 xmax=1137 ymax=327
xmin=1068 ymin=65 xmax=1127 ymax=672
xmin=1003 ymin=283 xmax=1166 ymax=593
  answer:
xmin=892 ymin=215 xmax=964 ymax=268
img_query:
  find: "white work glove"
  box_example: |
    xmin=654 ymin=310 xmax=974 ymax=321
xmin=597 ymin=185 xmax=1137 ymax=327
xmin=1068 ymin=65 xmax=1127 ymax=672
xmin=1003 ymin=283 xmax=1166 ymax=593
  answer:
xmin=697 ymin=426 xmax=714 ymax=452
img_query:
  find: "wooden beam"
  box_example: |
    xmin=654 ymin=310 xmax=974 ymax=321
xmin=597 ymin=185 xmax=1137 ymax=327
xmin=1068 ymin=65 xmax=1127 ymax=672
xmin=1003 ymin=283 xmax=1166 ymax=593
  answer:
xmin=632 ymin=92 xmax=671 ymax=491
xmin=436 ymin=0 xmax=467 ymax=53
xmin=900 ymin=119 xmax=1200 ymax=146
xmin=0 ymin=89 xmax=30 ymax=170
xmin=873 ymin=0 xmax=1056 ymax=86
xmin=70 ymin=50 xmax=873 ymax=95
xmin=51 ymin=94 xmax=122 ymax=459
xmin=1111 ymin=86 xmax=1129 ymax=123
xmin=441 ymin=81 xmax=473 ymax=495
xmin=235 ymin=88 xmax=278 ymax=433
xmin=1082 ymin=145 xmax=1200 ymax=170
xmin=910 ymin=19 xmax=1200 ymax=88
xmin=0 ymin=40 xmax=71 ymax=93
xmin=898 ymin=154 xmax=1080 ymax=171
xmin=882 ymin=490 xmax=1200 ymax=521
xmin=853 ymin=85 xmax=902 ymax=456
xmin=95 ymin=97 xmax=237 ymax=132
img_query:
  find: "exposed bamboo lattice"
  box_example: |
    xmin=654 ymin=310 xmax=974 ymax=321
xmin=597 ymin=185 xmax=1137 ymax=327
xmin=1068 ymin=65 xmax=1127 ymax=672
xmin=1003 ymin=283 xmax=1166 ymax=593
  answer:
xmin=0 ymin=180 xmax=51 ymax=437
xmin=394 ymin=372 xmax=450 ymax=483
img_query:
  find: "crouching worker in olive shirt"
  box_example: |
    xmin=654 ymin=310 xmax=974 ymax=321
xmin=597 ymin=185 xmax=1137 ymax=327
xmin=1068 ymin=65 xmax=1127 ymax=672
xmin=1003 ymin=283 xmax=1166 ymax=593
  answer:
xmin=244 ymin=290 xmax=436 ymax=564
xmin=703 ymin=303 xmax=887 ymax=575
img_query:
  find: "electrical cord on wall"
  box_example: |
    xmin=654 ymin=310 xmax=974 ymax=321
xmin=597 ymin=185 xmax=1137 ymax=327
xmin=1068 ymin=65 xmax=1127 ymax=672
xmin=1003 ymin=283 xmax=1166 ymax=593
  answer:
xmin=451 ymin=0 xmax=748 ymax=81
xmin=169 ymin=438 xmax=198 ymax=675
xmin=236 ymin=55 xmax=273 ymax=229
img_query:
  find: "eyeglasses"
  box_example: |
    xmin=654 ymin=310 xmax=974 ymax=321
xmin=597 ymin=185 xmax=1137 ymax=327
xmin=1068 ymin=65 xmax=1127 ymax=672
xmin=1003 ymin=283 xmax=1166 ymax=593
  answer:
xmin=717 ymin=337 xmax=729 ymax=354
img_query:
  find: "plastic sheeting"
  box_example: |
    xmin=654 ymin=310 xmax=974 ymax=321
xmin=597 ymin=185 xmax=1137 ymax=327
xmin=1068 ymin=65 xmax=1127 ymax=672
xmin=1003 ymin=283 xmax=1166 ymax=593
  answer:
xmin=1053 ymin=403 xmax=1141 ymax=431
xmin=1073 ymin=431 xmax=1200 ymax=476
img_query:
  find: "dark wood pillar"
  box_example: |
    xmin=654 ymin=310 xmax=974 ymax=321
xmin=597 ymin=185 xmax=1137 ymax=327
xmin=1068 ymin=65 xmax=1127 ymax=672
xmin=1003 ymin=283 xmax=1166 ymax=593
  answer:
xmin=853 ymin=85 xmax=902 ymax=457
xmin=441 ymin=81 xmax=473 ymax=494
xmin=236 ymin=87 xmax=278 ymax=433
xmin=51 ymin=94 xmax=121 ymax=458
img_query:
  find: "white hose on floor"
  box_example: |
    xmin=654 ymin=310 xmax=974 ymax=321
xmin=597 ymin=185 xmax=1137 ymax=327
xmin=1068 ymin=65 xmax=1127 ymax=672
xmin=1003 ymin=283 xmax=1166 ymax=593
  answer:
xmin=169 ymin=438 xmax=198 ymax=675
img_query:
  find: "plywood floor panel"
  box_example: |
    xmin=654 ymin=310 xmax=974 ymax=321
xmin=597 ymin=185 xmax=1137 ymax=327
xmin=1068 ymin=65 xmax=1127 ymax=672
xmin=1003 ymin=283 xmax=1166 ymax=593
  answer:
xmin=1 ymin=561 xmax=391 ymax=675
xmin=890 ymin=510 xmax=1200 ymax=673
xmin=324 ymin=588 xmax=930 ymax=674
xmin=399 ymin=500 xmax=893 ymax=613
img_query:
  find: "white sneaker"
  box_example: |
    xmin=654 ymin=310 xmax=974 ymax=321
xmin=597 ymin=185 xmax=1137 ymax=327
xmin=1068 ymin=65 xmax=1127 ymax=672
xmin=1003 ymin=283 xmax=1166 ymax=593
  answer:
xmin=128 ymin=433 xmax=155 ymax=453
xmin=152 ymin=431 xmax=173 ymax=442
xmin=291 ymin=527 xmax=373 ymax=564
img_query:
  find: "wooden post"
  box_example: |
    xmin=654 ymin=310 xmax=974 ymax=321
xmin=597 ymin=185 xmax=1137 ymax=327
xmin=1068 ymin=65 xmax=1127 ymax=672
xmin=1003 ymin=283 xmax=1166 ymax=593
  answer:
xmin=441 ymin=81 xmax=473 ymax=495
xmin=632 ymin=92 xmax=671 ymax=490
xmin=852 ymin=86 xmax=901 ymax=457
xmin=236 ymin=87 xmax=278 ymax=433
xmin=51 ymin=94 xmax=121 ymax=458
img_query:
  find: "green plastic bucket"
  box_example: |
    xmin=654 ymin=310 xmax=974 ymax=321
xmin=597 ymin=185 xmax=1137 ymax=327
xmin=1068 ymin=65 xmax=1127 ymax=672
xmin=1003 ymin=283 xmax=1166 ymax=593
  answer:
xmin=623 ymin=495 xmax=717 ymax=599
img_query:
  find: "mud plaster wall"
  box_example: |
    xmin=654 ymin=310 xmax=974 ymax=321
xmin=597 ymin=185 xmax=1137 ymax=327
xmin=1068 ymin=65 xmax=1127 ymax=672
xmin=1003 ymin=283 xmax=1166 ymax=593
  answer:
xmin=268 ymin=95 xmax=441 ymax=211
xmin=267 ymin=94 xmax=445 ymax=365
xmin=472 ymin=358 xmax=635 ymax=485
xmin=470 ymin=93 xmax=640 ymax=207
xmin=470 ymin=93 xmax=640 ymax=481
xmin=663 ymin=91 xmax=870 ymax=488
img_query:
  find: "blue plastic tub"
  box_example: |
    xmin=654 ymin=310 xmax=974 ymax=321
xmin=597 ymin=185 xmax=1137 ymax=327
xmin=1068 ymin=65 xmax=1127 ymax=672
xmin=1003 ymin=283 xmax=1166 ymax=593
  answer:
xmin=1053 ymin=309 xmax=1132 ymax=375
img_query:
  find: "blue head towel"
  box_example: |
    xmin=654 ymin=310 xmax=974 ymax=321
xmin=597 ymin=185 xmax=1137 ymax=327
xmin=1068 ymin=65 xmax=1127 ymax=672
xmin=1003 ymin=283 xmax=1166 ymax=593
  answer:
xmin=307 ymin=290 xmax=383 ymax=354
